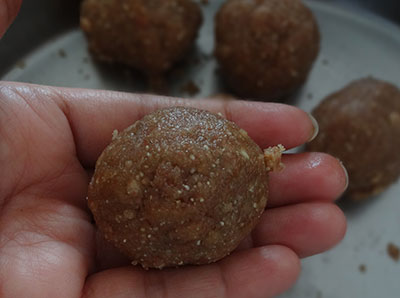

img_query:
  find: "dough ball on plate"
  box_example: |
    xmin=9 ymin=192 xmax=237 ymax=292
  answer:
xmin=215 ymin=0 xmax=320 ymax=101
xmin=308 ymin=78 xmax=400 ymax=200
xmin=80 ymin=0 xmax=202 ymax=78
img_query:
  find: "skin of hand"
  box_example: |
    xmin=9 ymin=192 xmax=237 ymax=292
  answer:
xmin=0 ymin=82 xmax=347 ymax=298
xmin=0 ymin=2 xmax=347 ymax=297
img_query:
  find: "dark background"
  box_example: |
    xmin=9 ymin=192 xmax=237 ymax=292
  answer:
xmin=0 ymin=0 xmax=399 ymax=76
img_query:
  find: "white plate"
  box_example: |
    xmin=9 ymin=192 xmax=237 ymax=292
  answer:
xmin=2 ymin=1 xmax=400 ymax=297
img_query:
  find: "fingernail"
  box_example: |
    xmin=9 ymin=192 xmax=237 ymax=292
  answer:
xmin=338 ymin=159 xmax=349 ymax=192
xmin=307 ymin=113 xmax=319 ymax=142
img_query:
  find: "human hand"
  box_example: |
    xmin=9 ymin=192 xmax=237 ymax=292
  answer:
xmin=0 ymin=2 xmax=346 ymax=296
xmin=0 ymin=82 xmax=347 ymax=298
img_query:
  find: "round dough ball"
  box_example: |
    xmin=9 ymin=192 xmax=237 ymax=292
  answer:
xmin=88 ymin=107 xmax=282 ymax=268
xmin=80 ymin=0 xmax=202 ymax=76
xmin=215 ymin=0 xmax=320 ymax=100
xmin=308 ymin=78 xmax=400 ymax=200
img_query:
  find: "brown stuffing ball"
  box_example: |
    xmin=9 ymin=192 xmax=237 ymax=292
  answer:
xmin=308 ymin=78 xmax=400 ymax=200
xmin=88 ymin=106 xmax=283 ymax=269
xmin=215 ymin=0 xmax=320 ymax=101
xmin=80 ymin=0 xmax=202 ymax=78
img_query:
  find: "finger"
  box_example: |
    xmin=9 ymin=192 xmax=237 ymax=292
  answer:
xmin=247 ymin=203 xmax=347 ymax=258
xmin=82 ymin=245 xmax=300 ymax=298
xmin=267 ymin=152 xmax=348 ymax=207
xmin=0 ymin=82 xmax=315 ymax=168
xmin=94 ymin=228 xmax=131 ymax=271
xmin=91 ymin=203 xmax=346 ymax=271
xmin=95 ymin=191 xmax=347 ymax=269
xmin=58 ymin=88 xmax=314 ymax=167
xmin=0 ymin=0 xmax=22 ymax=38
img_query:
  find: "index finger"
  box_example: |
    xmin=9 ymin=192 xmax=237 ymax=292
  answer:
xmin=4 ymin=82 xmax=316 ymax=168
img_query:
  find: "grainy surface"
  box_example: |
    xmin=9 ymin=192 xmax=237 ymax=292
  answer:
xmin=88 ymin=107 xmax=271 ymax=269
xmin=308 ymin=78 xmax=400 ymax=200
xmin=215 ymin=0 xmax=320 ymax=101
xmin=80 ymin=0 xmax=202 ymax=77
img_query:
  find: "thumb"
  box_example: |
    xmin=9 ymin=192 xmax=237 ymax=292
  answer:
xmin=0 ymin=0 xmax=22 ymax=38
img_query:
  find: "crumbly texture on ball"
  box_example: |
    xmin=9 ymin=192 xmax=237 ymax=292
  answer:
xmin=88 ymin=107 xmax=279 ymax=269
xmin=80 ymin=0 xmax=202 ymax=76
xmin=215 ymin=0 xmax=320 ymax=100
xmin=308 ymin=78 xmax=400 ymax=200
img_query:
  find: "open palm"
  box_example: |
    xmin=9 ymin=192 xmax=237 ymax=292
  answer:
xmin=0 ymin=82 xmax=347 ymax=298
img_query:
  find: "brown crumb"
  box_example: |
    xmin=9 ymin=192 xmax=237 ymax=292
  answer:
xmin=58 ymin=49 xmax=67 ymax=58
xmin=359 ymin=264 xmax=367 ymax=273
xmin=201 ymin=0 xmax=209 ymax=5
xmin=387 ymin=242 xmax=399 ymax=262
xmin=181 ymin=80 xmax=200 ymax=96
